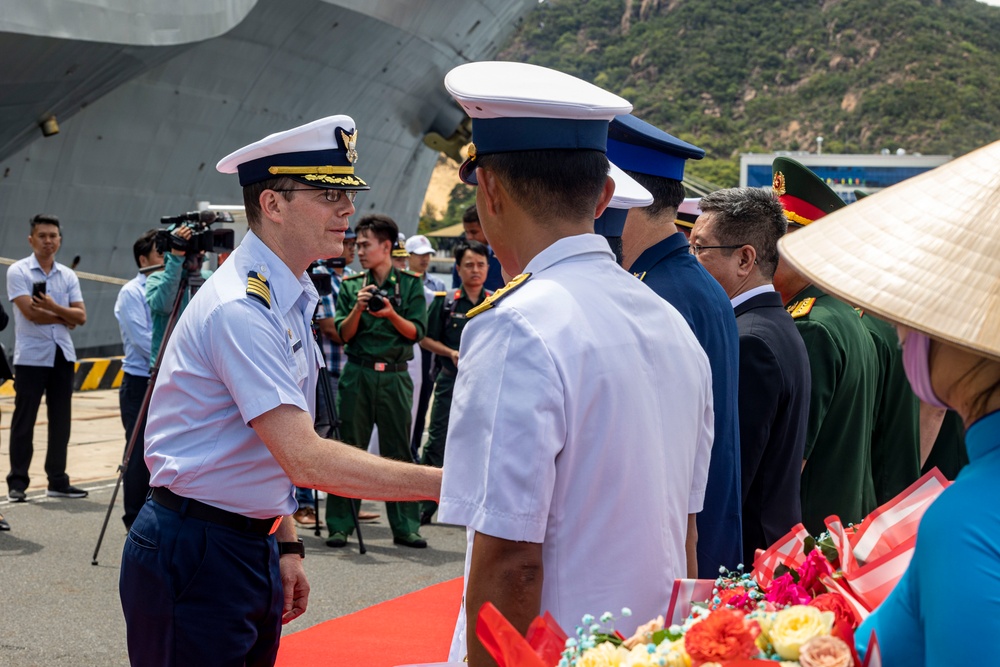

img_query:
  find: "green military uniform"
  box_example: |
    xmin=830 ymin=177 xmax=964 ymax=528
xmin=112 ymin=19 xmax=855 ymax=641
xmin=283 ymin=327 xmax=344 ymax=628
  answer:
xmin=326 ymin=266 xmax=427 ymax=540
xmin=419 ymin=286 xmax=490 ymax=519
xmin=786 ymin=285 xmax=878 ymax=534
xmin=860 ymin=311 xmax=921 ymax=503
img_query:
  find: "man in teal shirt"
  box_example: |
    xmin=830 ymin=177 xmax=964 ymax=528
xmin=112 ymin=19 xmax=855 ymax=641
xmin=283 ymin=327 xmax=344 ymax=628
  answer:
xmin=145 ymin=225 xmax=213 ymax=368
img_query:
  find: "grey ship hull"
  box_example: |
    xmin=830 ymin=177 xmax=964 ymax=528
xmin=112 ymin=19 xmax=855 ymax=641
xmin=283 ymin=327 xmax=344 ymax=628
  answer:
xmin=0 ymin=0 xmax=534 ymax=356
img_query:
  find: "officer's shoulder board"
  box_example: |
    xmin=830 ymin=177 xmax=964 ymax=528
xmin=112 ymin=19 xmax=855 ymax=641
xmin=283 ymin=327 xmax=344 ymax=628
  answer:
xmin=342 ymin=272 xmax=365 ymax=281
xmin=246 ymin=271 xmax=271 ymax=309
xmin=854 ymin=306 xmax=866 ymax=318
xmin=399 ymin=269 xmax=422 ymax=280
xmin=467 ymin=273 xmax=531 ymax=319
xmin=433 ymin=291 xmax=448 ymax=298
xmin=786 ymin=296 xmax=816 ymax=319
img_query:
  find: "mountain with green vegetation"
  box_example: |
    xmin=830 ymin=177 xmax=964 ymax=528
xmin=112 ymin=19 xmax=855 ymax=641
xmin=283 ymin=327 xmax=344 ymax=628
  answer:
xmin=496 ymin=0 xmax=1000 ymax=186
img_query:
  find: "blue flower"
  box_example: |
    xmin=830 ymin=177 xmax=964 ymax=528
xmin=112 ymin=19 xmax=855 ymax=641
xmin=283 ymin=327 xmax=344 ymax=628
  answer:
xmin=621 ymin=607 xmax=632 ymax=617
xmin=582 ymin=614 xmax=595 ymax=626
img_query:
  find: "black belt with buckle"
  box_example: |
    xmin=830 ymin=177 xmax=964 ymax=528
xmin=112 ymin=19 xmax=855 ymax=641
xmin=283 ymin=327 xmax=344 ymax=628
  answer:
xmin=151 ymin=487 xmax=282 ymax=536
xmin=347 ymin=355 xmax=408 ymax=373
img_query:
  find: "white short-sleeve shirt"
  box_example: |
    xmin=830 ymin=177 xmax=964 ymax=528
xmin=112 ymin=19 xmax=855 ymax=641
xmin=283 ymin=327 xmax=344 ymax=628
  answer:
xmin=145 ymin=231 xmax=321 ymax=519
xmin=6 ymin=255 xmax=83 ymax=365
xmin=439 ymin=234 xmax=714 ymax=658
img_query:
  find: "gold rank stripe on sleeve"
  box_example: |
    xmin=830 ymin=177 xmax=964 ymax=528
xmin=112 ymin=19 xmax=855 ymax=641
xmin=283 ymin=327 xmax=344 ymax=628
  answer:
xmin=246 ymin=271 xmax=271 ymax=309
xmin=633 ymin=271 xmax=647 ymax=281
xmin=467 ymin=272 xmax=532 ymax=319
xmin=854 ymin=307 xmax=866 ymax=318
xmin=786 ymin=297 xmax=816 ymax=319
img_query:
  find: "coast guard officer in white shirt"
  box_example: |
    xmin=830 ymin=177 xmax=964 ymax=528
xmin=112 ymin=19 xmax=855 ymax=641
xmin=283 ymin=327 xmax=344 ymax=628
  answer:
xmin=436 ymin=62 xmax=714 ymax=666
xmin=119 ymin=115 xmax=442 ymax=667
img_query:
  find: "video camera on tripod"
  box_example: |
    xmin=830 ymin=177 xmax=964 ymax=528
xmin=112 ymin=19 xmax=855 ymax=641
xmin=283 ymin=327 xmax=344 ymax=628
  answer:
xmin=156 ymin=210 xmax=236 ymax=255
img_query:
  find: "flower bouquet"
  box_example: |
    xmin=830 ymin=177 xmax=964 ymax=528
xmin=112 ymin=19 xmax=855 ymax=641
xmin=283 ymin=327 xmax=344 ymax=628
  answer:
xmin=473 ymin=470 xmax=949 ymax=667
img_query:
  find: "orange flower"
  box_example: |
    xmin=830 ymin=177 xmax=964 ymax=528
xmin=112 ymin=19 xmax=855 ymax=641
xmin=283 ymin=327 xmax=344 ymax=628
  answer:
xmin=683 ymin=609 xmax=760 ymax=666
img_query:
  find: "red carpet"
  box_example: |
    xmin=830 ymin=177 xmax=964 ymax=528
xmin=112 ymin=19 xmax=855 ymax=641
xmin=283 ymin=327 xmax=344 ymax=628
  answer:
xmin=275 ymin=577 xmax=464 ymax=667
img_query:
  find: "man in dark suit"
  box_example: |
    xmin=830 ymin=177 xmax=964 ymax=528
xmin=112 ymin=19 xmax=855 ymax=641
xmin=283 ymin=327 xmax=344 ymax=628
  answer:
xmin=691 ymin=187 xmax=811 ymax=565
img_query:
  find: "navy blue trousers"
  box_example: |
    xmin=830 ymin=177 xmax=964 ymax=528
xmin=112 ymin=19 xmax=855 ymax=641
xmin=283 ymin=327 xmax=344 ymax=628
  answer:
xmin=119 ymin=372 xmax=150 ymax=529
xmin=119 ymin=499 xmax=283 ymax=666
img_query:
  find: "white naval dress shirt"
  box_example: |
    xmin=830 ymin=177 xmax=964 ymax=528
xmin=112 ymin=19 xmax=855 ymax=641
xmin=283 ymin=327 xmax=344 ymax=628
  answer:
xmin=6 ymin=255 xmax=83 ymax=366
xmin=439 ymin=234 xmax=714 ymax=658
xmin=145 ymin=231 xmax=321 ymax=519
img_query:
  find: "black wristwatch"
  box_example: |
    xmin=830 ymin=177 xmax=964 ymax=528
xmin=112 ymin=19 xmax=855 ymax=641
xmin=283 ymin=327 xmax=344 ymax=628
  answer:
xmin=278 ymin=539 xmax=305 ymax=559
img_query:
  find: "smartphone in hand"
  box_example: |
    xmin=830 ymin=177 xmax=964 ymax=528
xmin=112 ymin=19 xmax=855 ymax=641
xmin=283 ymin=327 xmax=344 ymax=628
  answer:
xmin=31 ymin=281 xmax=46 ymax=298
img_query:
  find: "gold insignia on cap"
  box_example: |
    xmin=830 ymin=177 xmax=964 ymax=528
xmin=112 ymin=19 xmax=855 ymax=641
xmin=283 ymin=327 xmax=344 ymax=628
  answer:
xmin=341 ymin=129 xmax=359 ymax=164
xmin=247 ymin=271 xmax=271 ymax=309
xmin=302 ymin=173 xmax=365 ymax=186
xmin=467 ymin=273 xmax=531 ymax=318
xmin=467 ymin=143 xmax=477 ymax=159
xmin=773 ymin=171 xmax=786 ymax=196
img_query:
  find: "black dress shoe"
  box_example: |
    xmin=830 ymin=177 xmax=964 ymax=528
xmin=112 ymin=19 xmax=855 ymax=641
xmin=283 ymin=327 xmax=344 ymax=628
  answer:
xmin=7 ymin=489 xmax=26 ymax=502
xmin=393 ymin=533 xmax=427 ymax=549
xmin=0 ymin=514 xmax=9 ymax=531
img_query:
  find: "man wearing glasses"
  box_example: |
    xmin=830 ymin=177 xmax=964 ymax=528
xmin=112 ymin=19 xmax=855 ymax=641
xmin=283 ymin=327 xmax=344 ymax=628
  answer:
xmin=689 ymin=187 xmax=811 ymax=566
xmin=120 ymin=116 xmax=441 ymax=665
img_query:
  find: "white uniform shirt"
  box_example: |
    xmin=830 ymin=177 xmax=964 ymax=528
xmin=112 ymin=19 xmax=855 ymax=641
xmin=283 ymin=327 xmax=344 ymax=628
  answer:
xmin=145 ymin=231 xmax=321 ymax=518
xmin=6 ymin=255 xmax=83 ymax=366
xmin=114 ymin=272 xmax=152 ymax=377
xmin=439 ymin=234 xmax=714 ymax=658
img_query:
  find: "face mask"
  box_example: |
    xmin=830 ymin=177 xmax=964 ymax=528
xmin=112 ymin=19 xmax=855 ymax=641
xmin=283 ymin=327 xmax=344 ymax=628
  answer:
xmin=902 ymin=329 xmax=949 ymax=409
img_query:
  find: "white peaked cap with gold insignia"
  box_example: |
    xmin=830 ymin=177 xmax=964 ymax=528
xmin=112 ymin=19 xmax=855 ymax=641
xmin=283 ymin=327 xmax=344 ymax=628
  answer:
xmin=444 ymin=61 xmax=632 ymax=184
xmin=216 ymin=115 xmax=369 ymax=190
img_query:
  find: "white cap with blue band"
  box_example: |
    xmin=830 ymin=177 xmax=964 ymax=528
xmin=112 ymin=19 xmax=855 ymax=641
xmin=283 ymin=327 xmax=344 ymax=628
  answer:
xmin=444 ymin=61 xmax=632 ymax=185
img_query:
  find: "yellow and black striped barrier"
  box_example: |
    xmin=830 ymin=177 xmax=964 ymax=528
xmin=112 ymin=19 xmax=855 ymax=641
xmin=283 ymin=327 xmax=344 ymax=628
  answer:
xmin=0 ymin=357 xmax=124 ymax=397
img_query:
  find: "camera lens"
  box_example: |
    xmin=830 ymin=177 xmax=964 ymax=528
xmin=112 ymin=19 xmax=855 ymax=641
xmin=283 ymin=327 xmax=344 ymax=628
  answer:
xmin=367 ymin=293 xmax=385 ymax=312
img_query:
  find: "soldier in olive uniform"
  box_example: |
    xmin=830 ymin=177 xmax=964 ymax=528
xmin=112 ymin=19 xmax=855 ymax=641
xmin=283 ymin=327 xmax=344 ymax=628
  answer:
xmin=417 ymin=240 xmax=492 ymax=524
xmin=859 ymin=310 xmax=921 ymax=503
xmin=327 ymin=214 xmax=429 ymax=548
xmin=772 ymin=157 xmax=879 ymax=534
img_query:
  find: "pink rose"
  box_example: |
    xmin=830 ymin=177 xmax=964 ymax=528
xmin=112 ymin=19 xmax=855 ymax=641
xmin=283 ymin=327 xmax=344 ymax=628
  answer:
xmin=798 ymin=635 xmax=853 ymax=667
xmin=798 ymin=549 xmax=834 ymax=596
xmin=765 ymin=573 xmax=812 ymax=606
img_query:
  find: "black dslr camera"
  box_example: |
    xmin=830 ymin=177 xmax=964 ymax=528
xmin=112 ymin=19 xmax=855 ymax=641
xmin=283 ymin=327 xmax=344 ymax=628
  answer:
xmin=367 ymin=289 xmax=391 ymax=313
xmin=156 ymin=210 xmax=235 ymax=255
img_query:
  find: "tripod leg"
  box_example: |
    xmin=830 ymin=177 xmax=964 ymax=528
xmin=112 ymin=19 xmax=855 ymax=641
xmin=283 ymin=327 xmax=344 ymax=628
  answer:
xmin=350 ymin=497 xmax=366 ymax=555
xmin=312 ymin=489 xmax=321 ymax=537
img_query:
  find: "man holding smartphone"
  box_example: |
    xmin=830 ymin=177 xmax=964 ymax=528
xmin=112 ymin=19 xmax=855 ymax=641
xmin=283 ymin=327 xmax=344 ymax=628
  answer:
xmin=6 ymin=214 xmax=88 ymax=502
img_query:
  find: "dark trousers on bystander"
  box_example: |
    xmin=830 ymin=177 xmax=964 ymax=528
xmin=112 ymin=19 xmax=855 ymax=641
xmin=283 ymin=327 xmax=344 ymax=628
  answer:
xmin=119 ymin=372 xmax=151 ymax=529
xmin=6 ymin=348 xmax=74 ymax=493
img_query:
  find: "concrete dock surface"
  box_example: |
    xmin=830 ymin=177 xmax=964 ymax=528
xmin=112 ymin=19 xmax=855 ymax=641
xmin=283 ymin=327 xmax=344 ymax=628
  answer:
xmin=0 ymin=389 xmax=465 ymax=667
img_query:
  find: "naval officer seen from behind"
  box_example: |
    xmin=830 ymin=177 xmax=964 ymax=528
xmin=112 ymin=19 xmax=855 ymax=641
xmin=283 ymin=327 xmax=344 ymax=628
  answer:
xmin=119 ymin=115 xmax=442 ymax=667
xmin=436 ymin=62 xmax=714 ymax=666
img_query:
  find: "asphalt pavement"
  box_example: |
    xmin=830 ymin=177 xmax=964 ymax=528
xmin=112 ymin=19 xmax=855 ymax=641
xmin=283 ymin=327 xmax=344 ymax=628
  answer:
xmin=0 ymin=389 xmax=466 ymax=667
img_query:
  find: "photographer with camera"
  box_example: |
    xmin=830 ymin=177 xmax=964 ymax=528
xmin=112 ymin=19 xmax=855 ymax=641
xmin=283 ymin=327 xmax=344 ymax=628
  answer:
xmin=325 ymin=214 xmax=429 ymax=549
xmin=145 ymin=223 xmax=214 ymax=368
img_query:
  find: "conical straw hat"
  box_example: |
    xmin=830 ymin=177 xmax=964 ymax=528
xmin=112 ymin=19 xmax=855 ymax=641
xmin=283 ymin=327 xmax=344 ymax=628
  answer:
xmin=778 ymin=139 xmax=1000 ymax=362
